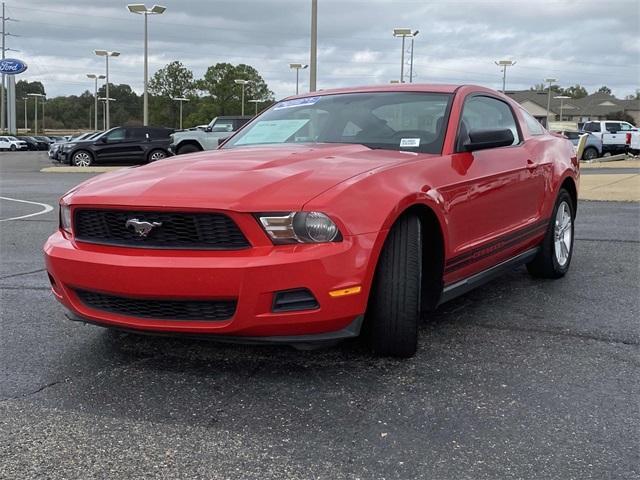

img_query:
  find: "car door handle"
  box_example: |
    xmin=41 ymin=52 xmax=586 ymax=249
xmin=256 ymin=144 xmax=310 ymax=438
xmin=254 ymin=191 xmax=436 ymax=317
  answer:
xmin=526 ymin=159 xmax=538 ymax=170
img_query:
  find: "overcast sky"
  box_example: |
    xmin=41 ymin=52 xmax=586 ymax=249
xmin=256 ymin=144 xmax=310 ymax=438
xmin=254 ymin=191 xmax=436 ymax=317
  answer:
xmin=7 ymin=0 xmax=640 ymax=100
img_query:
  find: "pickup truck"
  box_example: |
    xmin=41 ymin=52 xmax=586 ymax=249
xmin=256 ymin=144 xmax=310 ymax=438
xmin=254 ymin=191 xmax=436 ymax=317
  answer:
xmin=582 ymin=120 xmax=639 ymax=155
xmin=169 ymin=116 xmax=251 ymax=155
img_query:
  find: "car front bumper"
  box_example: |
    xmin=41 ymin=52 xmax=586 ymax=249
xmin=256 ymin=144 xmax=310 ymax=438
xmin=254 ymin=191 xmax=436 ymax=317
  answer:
xmin=44 ymin=230 xmax=377 ymax=340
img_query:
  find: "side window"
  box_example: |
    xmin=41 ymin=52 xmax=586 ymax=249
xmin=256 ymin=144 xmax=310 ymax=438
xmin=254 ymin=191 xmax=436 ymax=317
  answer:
xmin=235 ymin=119 xmax=250 ymax=130
xmin=521 ymin=110 xmax=545 ymax=136
xmin=212 ymin=120 xmax=234 ymax=132
xmin=605 ymin=122 xmax=620 ymax=133
xmin=126 ymin=128 xmax=145 ymax=140
xmin=105 ymin=128 xmax=125 ymax=141
xmin=619 ymin=123 xmax=634 ymax=131
xmin=584 ymin=122 xmax=600 ymax=132
xmin=458 ymin=96 xmax=520 ymax=151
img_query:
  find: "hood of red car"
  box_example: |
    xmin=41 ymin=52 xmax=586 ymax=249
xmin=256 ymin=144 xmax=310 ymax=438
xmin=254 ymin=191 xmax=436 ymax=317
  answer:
xmin=67 ymin=144 xmax=429 ymax=211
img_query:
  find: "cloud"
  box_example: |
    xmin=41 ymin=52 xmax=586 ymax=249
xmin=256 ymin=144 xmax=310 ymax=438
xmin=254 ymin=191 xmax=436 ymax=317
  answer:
xmin=8 ymin=0 xmax=640 ymax=101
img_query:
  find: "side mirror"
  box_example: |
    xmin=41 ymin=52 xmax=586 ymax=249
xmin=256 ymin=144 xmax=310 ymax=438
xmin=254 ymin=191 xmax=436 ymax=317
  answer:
xmin=217 ymin=137 xmax=229 ymax=146
xmin=464 ymin=129 xmax=514 ymax=152
xmin=205 ymin=126 xmax=212 ymax=132
xmin=100 ymin=136 xmax=108 ymax=143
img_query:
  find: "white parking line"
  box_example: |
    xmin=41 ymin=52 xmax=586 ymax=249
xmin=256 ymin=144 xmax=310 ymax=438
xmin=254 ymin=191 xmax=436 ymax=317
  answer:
xmin=0 ymin=196 xmax=54 ymax=222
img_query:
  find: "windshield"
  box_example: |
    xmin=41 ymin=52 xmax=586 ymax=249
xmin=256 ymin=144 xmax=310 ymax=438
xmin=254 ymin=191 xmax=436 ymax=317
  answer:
xmin=224 ymin=92 xmax=452 ymax=154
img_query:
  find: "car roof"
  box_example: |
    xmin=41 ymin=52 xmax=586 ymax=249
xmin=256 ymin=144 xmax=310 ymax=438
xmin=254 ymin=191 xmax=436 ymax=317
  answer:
xmin=281 ymin=83 xmax=462 ymax=102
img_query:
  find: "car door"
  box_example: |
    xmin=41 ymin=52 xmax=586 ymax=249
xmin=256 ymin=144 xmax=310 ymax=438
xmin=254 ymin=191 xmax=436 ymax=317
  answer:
xmin=95 ymin=127 xmax=144 ymax=163
xmin=605 ymin=122 xmax=624 ymax=145
xmin=0 ymin=137 xmax=7 ymax=150
xmin=442 ymin=94 xmax=547 ymax=279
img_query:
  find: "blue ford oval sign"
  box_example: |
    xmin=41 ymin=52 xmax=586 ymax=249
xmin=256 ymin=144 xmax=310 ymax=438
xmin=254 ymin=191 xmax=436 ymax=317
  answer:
xmin=0 ymin=58 xmax=28 ymax=75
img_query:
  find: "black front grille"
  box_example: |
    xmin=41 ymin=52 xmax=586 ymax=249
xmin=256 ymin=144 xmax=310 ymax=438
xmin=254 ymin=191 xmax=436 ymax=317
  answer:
xmin=75 ymin=289 xmax=236 ymax=321
xmin=74 ymin=209 xmax=249 ymax=249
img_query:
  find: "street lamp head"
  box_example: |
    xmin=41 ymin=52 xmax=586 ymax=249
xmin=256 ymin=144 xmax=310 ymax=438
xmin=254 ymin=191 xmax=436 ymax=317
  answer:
xmin=94 ymin=50 xmax=120 ymax=57
xmin=545 ymin=78 xmax=558 ymax=83
xmin=127 ymin=3 xmax=147 ymax=13
xmin=87 ymin=74 xmax=97 ymax=79
xmin=289 ymin=63 xmax=308 ymax=69
xmin=554 ymin=95 xmax=571 ymax=99
xmin=150 ymin=5 xmax=166 ymax=14
xmin=171 ymin=97 xmax=189 ymax=102
xmin=393 ymin=28 xmax=413 ymax=37
xmin=234 ymin=79 xmax=251 ymax=85
xmin=495 ymin=60 xmax=515 ymax=66
xmin=27 ymin=93 xmax=45 ymax=98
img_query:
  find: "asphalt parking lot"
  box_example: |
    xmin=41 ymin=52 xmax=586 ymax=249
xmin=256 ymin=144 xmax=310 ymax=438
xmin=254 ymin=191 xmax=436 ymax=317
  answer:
xmin=1 ymin=152 xmax=638 ymax=480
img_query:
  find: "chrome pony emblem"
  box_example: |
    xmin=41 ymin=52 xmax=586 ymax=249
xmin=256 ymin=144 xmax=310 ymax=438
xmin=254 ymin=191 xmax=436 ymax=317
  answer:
xmin=125 ymin=218 xmax=162 ymax=238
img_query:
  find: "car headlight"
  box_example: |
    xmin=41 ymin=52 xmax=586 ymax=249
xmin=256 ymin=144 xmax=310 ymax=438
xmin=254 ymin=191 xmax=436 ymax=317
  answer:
xmin=59 ymin=203 xmax=72 ymax=234
xmin=257 ymin=212 xmax=340 ymax=244
xmin=63 ymin=143 xmax=76 ymax=150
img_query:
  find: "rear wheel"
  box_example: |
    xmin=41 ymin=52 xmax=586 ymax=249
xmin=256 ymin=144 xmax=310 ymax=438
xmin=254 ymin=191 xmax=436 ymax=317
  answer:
xmin=147 ymin=149 xmax=167 ymax=162
xmin=582 ymin=146 xmax=598 ymax=161
xmin=72 ymin=150 xmax=93 ymax=167
xmin=527 ymin=189 xmax=574 ymax=278
xmin=177 ymin=144 xmax=201 ymax=155
xmin=367 ymin=214 xmax=422 ymax=358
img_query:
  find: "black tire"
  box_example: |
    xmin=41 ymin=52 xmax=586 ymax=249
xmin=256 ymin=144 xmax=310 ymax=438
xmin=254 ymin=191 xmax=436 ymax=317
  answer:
xmin=367 ymin=214 xmax=422 ymax=358
xmin=71 ymin=150 xmax=93 ymax=167
xmin=177 ymin=144 xmax=201 ymax=155
xmin=527 ymin=189 xmax=575 ymax=279
xmin=582 ymin=147 xmax=598 ymax=161
xmin=147 ymin=149 xmax=167 ymax=163
xmin=10 ymin=144 xmax=16 ymax=151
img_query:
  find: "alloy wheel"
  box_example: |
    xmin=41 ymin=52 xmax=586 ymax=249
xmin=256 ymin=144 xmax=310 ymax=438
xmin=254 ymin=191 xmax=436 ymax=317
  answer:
xmin=150 ymin=150 xmax=166 ymax=161
xmin=554 ymin=201 xmax=572 ymax=267
xmin=73 ymin=152 xmax=91 ymax=167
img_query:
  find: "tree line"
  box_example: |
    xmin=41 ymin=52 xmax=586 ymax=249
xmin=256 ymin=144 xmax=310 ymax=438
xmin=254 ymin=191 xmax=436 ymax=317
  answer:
xmin=529 ymin=83 xmax=639 ymax=100
xmin=15 ymin=61 xmax=275 ymax=131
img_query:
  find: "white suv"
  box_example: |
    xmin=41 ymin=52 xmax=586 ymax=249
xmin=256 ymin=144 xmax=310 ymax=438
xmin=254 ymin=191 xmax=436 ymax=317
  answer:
xmin=0 ymin=136 xmax=28 ymax=151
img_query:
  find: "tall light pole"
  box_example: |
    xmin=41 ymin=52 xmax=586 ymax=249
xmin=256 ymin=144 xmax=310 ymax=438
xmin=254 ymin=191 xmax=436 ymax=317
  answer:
xmin=545 ymin=77 xmax=557 ymax=127
xmin=87 ymin=73 xmax=105 ymax=131
xmin=27 ymin=93 xmax=44 ymax=134
xmin=127 ymin=4 xmax=166 ymax=126
xmin=554 ymin=95 xmax=570 ymax=122
xmin=99 ymin=97 xmax=116 ymax=130
xmin=171 ymin=97 xmax=189 ymax=129
xmin=22 ymin=97 xmax=27 ymax=131
xmin=248 ymin=99 xmax=263 ymax=116
xmin=94 ymin=50 xmax=120 ymax=130
xmin=234 ymin=79 xmax=252 ymax=116
xmin=393 ymin=28 xmax=413 ymax=83
xmin=41 ymin=95 xmax=46 ymax=134
xmin=409 ymin=30 xmax=419 ymax=83
xmin=289 ymin=63 xmax=308 ymax=95
xmin=309 ymin=0 xmax=317 ymax=92
xmin=494 ymin=59 xmax=516 ymax=92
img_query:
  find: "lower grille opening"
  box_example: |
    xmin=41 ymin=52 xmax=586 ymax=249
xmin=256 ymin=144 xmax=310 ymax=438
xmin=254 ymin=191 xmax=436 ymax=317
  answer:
xmin=272 ymin=288 xmax=319 ymax=312
xmin=75 ymin=289 xmax=236 ymax=321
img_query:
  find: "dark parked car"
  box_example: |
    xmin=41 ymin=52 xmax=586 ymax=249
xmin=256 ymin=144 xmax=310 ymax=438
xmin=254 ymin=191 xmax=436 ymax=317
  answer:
xmin=59 ymin=126 xmax=174 ymax=167
xmin=49 ymin=132 xmax=99 ymax=162
xmin=17 ymin=136 xmax=43 ymax=151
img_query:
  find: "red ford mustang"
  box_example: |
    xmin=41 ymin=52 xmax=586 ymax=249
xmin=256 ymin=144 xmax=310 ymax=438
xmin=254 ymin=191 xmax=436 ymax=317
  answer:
xmin=44 ymin=84 xmax=578 ymax=357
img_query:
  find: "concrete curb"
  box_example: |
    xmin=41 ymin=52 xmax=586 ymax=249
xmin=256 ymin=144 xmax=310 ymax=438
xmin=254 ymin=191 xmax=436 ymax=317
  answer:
xmin=40 ymin=166 xmax=125 ymax=173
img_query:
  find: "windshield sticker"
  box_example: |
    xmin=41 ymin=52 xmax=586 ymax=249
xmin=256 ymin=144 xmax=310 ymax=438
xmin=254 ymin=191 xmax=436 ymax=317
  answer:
xmin=273 ymin=96 xmax=321 ymax=110
xmin=235 ymin=119 xmax=310 ymax=145
xmin=400 ymin=138 xmax=420 ymax=148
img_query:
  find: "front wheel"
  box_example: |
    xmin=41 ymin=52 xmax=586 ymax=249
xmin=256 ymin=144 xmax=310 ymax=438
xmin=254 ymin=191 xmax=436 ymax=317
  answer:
xmin=366 ymin=214 xmax=422 ymax=358
xmin=527 ymin=189 xmax=574 ymax=278
xmin=72 ymin=150 xmax=93 ymax=167
xmin=10 ymin=144 xmax=16 ymax=151
xmin=177 ymin=144 xmax=201 ymax=155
